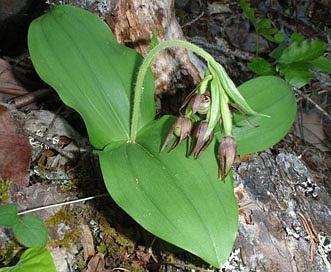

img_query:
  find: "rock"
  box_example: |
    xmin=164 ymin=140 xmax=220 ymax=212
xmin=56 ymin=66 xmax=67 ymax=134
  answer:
xmin=225 ymin=20 xmax=269 ymax=53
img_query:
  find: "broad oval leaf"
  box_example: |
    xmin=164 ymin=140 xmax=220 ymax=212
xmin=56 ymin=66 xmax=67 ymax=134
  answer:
xmin=232 ymin=76 xmax=297 ymax=154
xmin=28 ymin=5 xmax=155 ymax=149
xmin=99 ymin=116 xmax=238 ymax=268
xmin=12 ymin=215 xmax=48 ymax=247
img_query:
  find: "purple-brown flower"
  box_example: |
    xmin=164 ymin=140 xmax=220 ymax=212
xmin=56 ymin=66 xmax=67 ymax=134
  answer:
xmin=218 ymin=136 xmax=237 ymax=180
xmin=189 ymin=120 xmax=214 ymax=159
xmin=180 ymin=92 xmax=211 ymax=116
xmin=161 ymin=116 xmax=193 ymax=153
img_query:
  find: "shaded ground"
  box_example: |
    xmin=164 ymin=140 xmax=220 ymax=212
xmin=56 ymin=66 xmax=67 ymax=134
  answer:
xmin=0 ymin=0 xmax=330 ymax=271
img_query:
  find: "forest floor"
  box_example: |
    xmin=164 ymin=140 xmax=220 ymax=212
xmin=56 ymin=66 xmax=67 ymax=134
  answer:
xmin=0 ymin=0 xmax=330 ymax=271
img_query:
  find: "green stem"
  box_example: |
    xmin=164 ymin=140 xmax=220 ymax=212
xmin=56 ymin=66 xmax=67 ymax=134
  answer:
xmin=130 ymin=40 xmax=217 ymax=141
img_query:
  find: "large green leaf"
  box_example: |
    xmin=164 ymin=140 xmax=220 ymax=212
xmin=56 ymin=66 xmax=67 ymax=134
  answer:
xmin=99 ymin=116 xmax=238 ymax=267
xmin=28 ymin=5 xmax=155 ymax=149
xmin=0 ymin=248 xmax=56 ymax=272
xmin=232 ymin=76 xmax=297 ymax=154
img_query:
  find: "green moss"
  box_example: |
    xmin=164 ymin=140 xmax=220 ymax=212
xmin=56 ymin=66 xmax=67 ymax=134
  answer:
xmin=48 ymin=228 xmax=81 ymax=248
xmin=96 ymin=242 xmax=108 ymax=254
xmin=99 ymin=218 xmax=134 ymax=248
xmin=60 ymin=179 xmax=79 ymax=192
xmin=45 ymin=207 xmax=77 ymax=227
xmin=0 ymin=179 xmax=12 ymax=203
xmin=279 ymin=201 xmax=288 ymax=210
xmin=46 ymin=207 xmax=82 ymax=249
xmin=0 ymin=240 xmax=21 ymax=266
xmin=72 ymin=251 xmax=86 ymax=271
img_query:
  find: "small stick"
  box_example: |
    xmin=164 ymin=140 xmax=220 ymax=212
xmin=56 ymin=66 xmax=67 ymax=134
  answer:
xmin=181 ymin=11 xmax=204 ymax=28
xmin=24 ymin=129 xmax=77 ymax=160
xmin=0 ymin=88 xmax=29 ymax=96
xmin=17 ymin=193 xmax=109 ymax=215
xmin=298 ymin=212 xmax=319 ymax=260
xmin=9 ymin=89 xmax=52 ymax=109
xmin=295 ymin=88 xmax=331 ymax=121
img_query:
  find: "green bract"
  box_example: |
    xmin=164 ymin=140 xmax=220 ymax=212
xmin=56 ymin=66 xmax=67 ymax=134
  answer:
xmin=28 ymin=4 xmax=296 ymax=267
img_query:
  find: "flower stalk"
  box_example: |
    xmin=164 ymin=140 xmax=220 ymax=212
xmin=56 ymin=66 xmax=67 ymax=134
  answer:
xmin=132 ymin=39 xmax=260 ymax=178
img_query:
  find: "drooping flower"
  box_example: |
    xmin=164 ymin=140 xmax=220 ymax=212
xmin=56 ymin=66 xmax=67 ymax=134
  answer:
xmin=161 ymin=116 xmax=193 ymax=153
xmin=180 ymin=92 xmax=211 ymax=116
xmin=218 ymin=135 xmax=237 ymax=180
xmin=160 ymin=62 xmax=259 ymax=179
xmin=189 ymin=120 xmax=214 ymax=159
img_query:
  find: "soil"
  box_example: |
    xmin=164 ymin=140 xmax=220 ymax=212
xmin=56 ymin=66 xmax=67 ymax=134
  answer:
xmin=0 ymin=0 xmax=330 ymax=271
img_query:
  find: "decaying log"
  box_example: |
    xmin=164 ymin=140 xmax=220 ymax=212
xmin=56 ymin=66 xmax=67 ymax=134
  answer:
xmin=104 ymin=0 xmax=204 ymax=95
xmin=229 ymin=150 xmax=331 ymax=271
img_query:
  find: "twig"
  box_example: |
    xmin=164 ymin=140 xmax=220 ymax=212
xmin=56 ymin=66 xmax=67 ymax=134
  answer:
xmin=298 ymin=212 xmax=319 ymax=260
xmin=8 ymin=89 xmax=52 ymax=109
xmin=295 ymin=88 xmax=331 ymax=121
xmin=181 ymin=11 xmax=204 ymax=28
xmin=0 ymin=88 xmax=29 ymax=96
xmin=238 ymin=202 xmax=255 ymax=211
xmin=161 ymin=261 xmax=213 ymax=272
xmin=17 ymin=193 xmax=109 ymax=215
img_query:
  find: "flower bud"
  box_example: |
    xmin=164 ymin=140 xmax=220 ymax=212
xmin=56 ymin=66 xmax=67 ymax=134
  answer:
xmin=189 ymin=120 xmax=214 ymax=159
xmin=218 ymin=136 xmax=237 ymax=180
xmin=196 ymin=93 xmax=210 ymax=115
xmin=161 ymin=116 xmax=193 ymax=153
xmin=180 ymin=92 xmax=211 ymax=116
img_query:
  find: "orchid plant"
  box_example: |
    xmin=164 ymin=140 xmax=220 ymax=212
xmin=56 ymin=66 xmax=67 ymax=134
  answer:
xmin=28 ymin=5 xmax=297 ymax=268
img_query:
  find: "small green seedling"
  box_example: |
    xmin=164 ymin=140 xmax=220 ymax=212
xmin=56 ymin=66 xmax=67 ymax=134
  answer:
xmin=28 ymin=5 xmax=297 ymax=268
xmin=0 ymin=204 xmax=55 ymax=271
xmin=240 ymin=0 xmax=331 ymax=88
xmin=0 ymin=203 xmax=48 ymax=248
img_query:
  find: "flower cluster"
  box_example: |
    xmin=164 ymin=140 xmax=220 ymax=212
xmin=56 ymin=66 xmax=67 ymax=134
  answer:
xmin=160 ymin=91 xmax=215 ymax=159
xmin=161 ymin=67 xmax=258 ymax=180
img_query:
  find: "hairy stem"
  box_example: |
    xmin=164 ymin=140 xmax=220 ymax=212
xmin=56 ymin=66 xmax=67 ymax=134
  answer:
xmin=130 ymin=40 xmax=216 ymax=141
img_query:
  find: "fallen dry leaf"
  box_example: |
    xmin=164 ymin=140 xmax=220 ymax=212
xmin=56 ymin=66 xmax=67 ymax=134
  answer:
xmin=294 ymin=110 xmax=329 ymax=151
xmin=0 ymin=58 xmax=28 ymax=103
xmin=81 ymin=223 xmax=95 ymax=261
xmin=0 ymin=104 xmax=31 ymax=185
xmin=83 ymin=253 xmax=108 ymax=272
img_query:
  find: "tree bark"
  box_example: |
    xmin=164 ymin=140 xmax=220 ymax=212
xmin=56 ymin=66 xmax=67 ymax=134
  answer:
xmin=104 ymin=0 xmax=204 ymax=96
xmin=231 ymin=150 xmax=330 ymax=271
